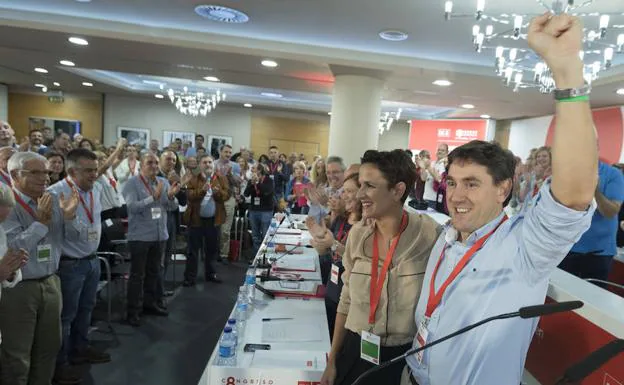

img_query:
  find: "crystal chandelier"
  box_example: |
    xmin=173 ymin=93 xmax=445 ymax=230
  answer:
xmin=167 ymin=87 xmax=226 ymax=117
xmin=443 ymin=0 xmax=624 ymax=93
xmin=378 ymin=108 xmax=402 ymax=135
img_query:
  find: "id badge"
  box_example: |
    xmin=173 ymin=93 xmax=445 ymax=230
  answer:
xmin=37 ymin=244 xmax=52 ymax=263
xmin=415 ymin=318 xmax=430 ymax=364
xmin=87 ymin=229 xmax=99 ymax=242
xmin=330 ymin=264 xmax=340 ymax=285
xmin=269 ymin=175 xmax=275 ymax=180
xmin=254 ymin=197 xmax=261 ymax=206
xmin=360 ymin=330 xmax=381 ymax=365
xmin=151 ymin=207 xmax=162 ymax=220
xmin=104 ymin=219 xmax=113 ymax=228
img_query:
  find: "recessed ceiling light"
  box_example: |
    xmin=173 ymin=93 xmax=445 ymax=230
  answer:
xmin=60 ymin=60 xmax=75 ymax=67
xmin=204 ymin=76 xmax=220 ymax=82
xmin=142 ymin=80 xmax=165 ymax=86
xmin=34 ymin=67 xmax=48 ymax=73
xmin=68 ymin=37 xmax=89 ymax=46
xmin=461 ymin=104 xmax=475 ymax=109
xmin=82 ymin=82 xmax=93 ymax=87
xmin=617 ymin=88 xmax=624 ymax=96
xmin=243 ymin=103 xmax=252 ymax=108
xmin=261 ymin=60 xmax=279 ymax=68
xmin=328 ymin=112 xmax=332 ymax=115
xmin=41 ymin=86 xmax=48 ymax=92
xmin=154 ymin=94 xmax=164 ymax=99
xmin=261 ymin=92 xmax=283 ymax=98
xmin=75 ymin=0 xmax=92 ymax=2
xmin=53 ymin=82 xmax=60 ymax=87
xmin=433 ymin=80 xmax=453 ymax=87
xmin=480 ymin=114 xmax=491 ymax=119
xmin=194 ymin=5 xmax=249 ymax=23
xmin=379 ymin=30 xmax=409 ymax=41
xmin=34 ymin=83 xmax=46 ymax=88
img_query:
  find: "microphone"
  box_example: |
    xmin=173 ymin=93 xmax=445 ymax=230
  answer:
xmin=554 ymin=339 xmax=624 ymax=384
xmin=254 ymin=216 xmax=286 ymax=269
xmin=351 ymin=301 xmax=584 ymax=385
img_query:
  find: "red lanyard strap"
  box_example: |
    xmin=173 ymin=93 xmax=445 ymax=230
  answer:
xmin=254 ymin=176 xmax=266 ymax=195
xmin=369 ymin=211 xmax=408 ymax=324
xmin=139 ymin=175 xmax=153 ymax=195
xmin=425 ymin=216 xmax=508 ymax=318
xmin=12 ymin=190 xmax=37 ymax=220
xmin=65 ymin=178 xmax=94 ymax=224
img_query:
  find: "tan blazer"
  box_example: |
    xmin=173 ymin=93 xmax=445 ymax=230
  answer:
xmin=337 ymin=211 xmax=441 ymax=346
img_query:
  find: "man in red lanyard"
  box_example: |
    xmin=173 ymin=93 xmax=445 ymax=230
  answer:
xmin=48 ymin=149 xmax=111 ymax=384
xmin=0 ymin=146 xmax=16 ymax=186
xmin=405 ymin=14 xmax=598 ymax=385
xmin=1 ymin=151 xmax=79 ymax=385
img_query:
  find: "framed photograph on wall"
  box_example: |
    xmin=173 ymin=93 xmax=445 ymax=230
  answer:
xmin=208 ymin=135 xmax=233 ymax=158
xmin=118 ymin=126 xmax=150 ymax=149
xmin=163 ymin=130 xmax=195 ymax=148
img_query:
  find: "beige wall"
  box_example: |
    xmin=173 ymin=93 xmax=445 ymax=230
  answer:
xmin=8 ymin=92 xmax=103 ymax=141
xmin=494 ymin=119 xmax=511 ymax=149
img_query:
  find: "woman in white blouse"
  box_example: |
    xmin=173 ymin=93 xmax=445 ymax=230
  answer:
xmin=114 ymin=145 xmax=140 ymax=192
xmin=0 ymin=184 xmax=28 ymax=343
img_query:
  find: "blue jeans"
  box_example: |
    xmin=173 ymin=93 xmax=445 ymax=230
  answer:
xmin=57 ymin=257 xmax=101 ymax=366
xmin=249 ymin=210 xmax=273 ymax=257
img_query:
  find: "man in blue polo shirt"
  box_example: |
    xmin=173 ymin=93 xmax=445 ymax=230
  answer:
xmin=559 ymin=160 xmax=624 ymax=282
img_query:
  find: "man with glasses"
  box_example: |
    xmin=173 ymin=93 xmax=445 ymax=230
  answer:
xmin=0 ymin=151 xmax=79 ymax=385
xmin=49 ymin=149 xmax=110 ymax=384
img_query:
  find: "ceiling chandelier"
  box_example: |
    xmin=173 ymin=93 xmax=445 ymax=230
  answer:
xmin=443 ymin=0 xmax=624 ymax=93
xmin=167 ymin=86 xmax=226 ymax=117
xmin=378 ymin=108 xmax=402 ymax=135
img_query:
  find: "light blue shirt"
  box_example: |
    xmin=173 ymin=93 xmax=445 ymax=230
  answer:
xmin=48 ymin=178 xmax=102 ymax=258
xmin=406 ymin=183 xmax=595 ymax=385
xmin=200 ymin=189 xmax=216 ymax=218
xmin=2 ymin=189 xmax=66 ymax=279
xmin=122 ymin=175 xmax=178 ymax=242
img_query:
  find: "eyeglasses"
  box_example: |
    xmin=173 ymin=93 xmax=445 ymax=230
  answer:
xmin=20 ymin=170 xmax=53 ymax=177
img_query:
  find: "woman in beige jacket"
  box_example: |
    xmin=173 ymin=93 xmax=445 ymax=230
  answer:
xmin=321 ymin=149 xmax=441 ymax=385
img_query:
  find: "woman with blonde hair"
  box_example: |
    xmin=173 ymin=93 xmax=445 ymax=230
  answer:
xmin=311 ymin=157 xmax=328 ymax=189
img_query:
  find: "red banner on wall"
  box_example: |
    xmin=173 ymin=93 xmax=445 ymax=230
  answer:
xmin=409 ymin=119 xmax=487 ymax=153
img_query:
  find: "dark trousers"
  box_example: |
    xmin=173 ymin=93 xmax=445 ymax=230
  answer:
xmin=127 ymin=241 xmax=165 ymax=316
xmin=57 ymin=257 xmax=100 ymax=366
xmin=325 ymin=299 xmax=338 ymax=341
xmin=558 ymin=252 xmax=614 ymax=282
xmin=334 ymin=330 xmax=411 ymax=385
xmin=185 ymin=217 xmax=219 ymax=282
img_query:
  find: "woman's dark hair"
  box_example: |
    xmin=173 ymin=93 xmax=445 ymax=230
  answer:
xmin=44 ymin=150 xmax=66 ymax=182
xmin=360 ymin=149 xmax=416 ymax=203
xmin=258 ymin=154 xmax=270 ymax=164
xmin=447 ymin=140 xmax=516 ymax=206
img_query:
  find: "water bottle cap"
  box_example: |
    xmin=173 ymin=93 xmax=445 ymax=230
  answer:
xmin=228 ymin=319 xmax=236 ymax=325
xmin=224 ymin=327 xmax=232 ymax=333
xmin=267 ymin=242 xmax=275 ymax=247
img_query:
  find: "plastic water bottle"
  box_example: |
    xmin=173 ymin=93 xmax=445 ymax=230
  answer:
xmin=216 ymin=327 xmax=236 ymax=366
xmin=245 ymin=267 xmax=256 ymax=301
xmin=269 ymin=221 xmax=278 ymax=236
xmin=266 ymin=241 xmax=276 ymax=256
xmin=227 ymin=319 xmax=239 ymax=347
xmin=235 ymin=286 xmax=249 ymax=321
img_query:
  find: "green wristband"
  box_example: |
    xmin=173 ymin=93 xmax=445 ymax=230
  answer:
xmin=557 ymin=95 xmax=589 ymax=103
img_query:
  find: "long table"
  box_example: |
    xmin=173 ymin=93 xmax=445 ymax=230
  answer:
xmin=198 ymin=214 xmax=331 ymax=385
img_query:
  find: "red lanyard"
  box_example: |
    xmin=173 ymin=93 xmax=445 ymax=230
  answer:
xmin=0 ymin=171 xmax=11 ymax=186
xmin=65 ymin=178 xmax=94 ymax=224
xmin=254 ymin=176 xmax=266 ymax=195
xmin=139 ymin=175 xmax=153 ymax=195
xmin=108 ymin=176 xmax=117 ymax=193
xmin=269 ymin=162 xmax=279 ymax=174
xmin=12 ymin=190 xmax=37 ymax=220
xmin=337 ymin=220 xmax=348 ymax=243
xmin=425 ymin=215 xmax=508 ymax=318
xmin=369 ymin=211 xmax=408 ymax=324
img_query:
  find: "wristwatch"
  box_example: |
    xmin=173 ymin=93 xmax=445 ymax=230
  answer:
xmin=553 ymin=83 xmax=591 ymax=100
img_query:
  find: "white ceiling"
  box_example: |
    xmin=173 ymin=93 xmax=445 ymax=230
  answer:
xmin=0 ymin=0 xmax=623 ymax=120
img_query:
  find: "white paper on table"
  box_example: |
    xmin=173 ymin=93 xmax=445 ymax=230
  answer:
xmin=260 ymin=280 xmax=318 ymax=295
xmin=262 ymin=321 xmax=323 ymax=343
xmin=276 ymin=229 xmax=302 ymax=235
xmin=272 ymin=235 xmax=303 ymax=245
xmin=251 ymin=350 xmax=326 ymax=370
xmin=272 ymin=254 xmax=316 ymax=272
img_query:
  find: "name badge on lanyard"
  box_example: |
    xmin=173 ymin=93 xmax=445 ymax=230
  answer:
xmin=254 ymin=197 xmax=261 ymax=206
xmin=330 ymin=264 xmax=340 ymax=285
xmin=88 ymin=229 xmax=99 ymax=242
xmin=415 ymin=317 xmax=430 ymax=364
xmin=360 ymin=331 xmax=381 ymax=365
xmin=151 ymin=207 xmax=162 ymax=220
xmin=37 ymin=244 xmax=52 ymax=262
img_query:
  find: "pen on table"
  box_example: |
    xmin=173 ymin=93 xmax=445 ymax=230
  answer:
xmin=262 ymin=317 xmax=294 ymax=322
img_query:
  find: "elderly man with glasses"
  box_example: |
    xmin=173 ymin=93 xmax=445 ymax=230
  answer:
xmin=0 ymin=151 xmax=79 ymax=385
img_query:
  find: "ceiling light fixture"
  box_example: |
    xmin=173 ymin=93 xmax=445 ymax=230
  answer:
xmin=34 ymin=67 xmax=48 ymax=73
xmin=243 ymin=103 xmax=253 ymax=108
xmin=155 ymin=94 xmax=164 ymax=99
xmin=203 ymin=76 xmax=220 ymax=82
xmin=379 ymin=109 xmax=402 ymax=135
xmin=60 ymin=60 xmax=75 ymax=67
xmin=617 ymin=88 xmax=624 ymax=95
xmin=75 ymin=0 xmax=92 ymax=2
xmin=167 ymin=87 xmax=226 ymax=117
xmin=328 ymin=112 xmax=332 ymax=116
xmin=68 ymin=37 xmax=89 ymax=46
xmin=194 ymin=5 xmax=249 ymax=23
xmin=261 ymin=60 xmax=279 ymax=68
xmin=53 ymin=82 xmax=61 ymax=87
xmin=480 ymin=114 xmax=491 ymax=119
xmin=82 ymin=82 xmax=93 ymax=87
xmin=461 ymin=104 xmax=475 ymax=109
xmin=379 ymin=30 xmax=409 ymax=41
xmin=261 ymin=92 xmax=283 ymax=98
xmin=433 ymin=79 xmax=453 ymax=87
xmin=41 ymin=87 xmax=48 ymax=93
xmin=34 ymin=83 xmax=46 ymax=88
